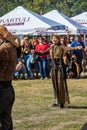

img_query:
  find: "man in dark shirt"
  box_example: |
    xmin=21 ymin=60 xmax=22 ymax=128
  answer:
xmin=70 ymin=35 xmax=85 ymax=78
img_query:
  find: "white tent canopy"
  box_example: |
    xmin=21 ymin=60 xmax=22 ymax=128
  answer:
xmin=0 ymin=6 xmax=65 ymax=35
xmin=71 ymin=12 xmax=87 ymax=28
xmin=43 ymin=10 xmax=87 ymax=34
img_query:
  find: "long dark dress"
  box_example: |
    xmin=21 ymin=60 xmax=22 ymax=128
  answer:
xmin=36 ymin=44 xmax=77 ymax=105
xmin=50 ymin=45 xmax=70 ymax=105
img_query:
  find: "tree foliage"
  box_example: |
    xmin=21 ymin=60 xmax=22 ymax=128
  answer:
xmin=0 ymin=0 xmax=87 ymax=17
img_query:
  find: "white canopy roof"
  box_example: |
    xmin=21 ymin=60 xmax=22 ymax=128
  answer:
xmin=71 ymin=12 xmax=87 ymax=27
xmin=0 ymin=6 xmax=65 ymax=35
xmin=43 ymin=10 xmax=87 ymax=34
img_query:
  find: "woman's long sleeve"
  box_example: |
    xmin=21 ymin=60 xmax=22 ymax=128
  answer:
xmin=62 ymin=46 xmax=78 ymax=51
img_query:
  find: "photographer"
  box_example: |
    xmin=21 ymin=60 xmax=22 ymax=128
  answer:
xmin=68 ymin=54 xmax=80 ymax=79
xmin=70 ymin=35 xmax=85 ymax=78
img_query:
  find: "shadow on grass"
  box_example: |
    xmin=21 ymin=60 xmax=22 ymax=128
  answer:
xmin=81 ymin=122 xmax=87 ymax=130
xmin=67 ymin=106 xmax=87 ymax=109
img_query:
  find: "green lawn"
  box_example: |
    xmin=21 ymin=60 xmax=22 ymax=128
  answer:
xmin=12 ymin=78 xmax=87 ymax=130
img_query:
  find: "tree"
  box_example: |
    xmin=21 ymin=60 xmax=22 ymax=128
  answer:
xmin=0 ymin=0 xmax=87 ymax=17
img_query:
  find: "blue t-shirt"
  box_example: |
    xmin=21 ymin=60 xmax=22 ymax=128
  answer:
xmin=71 ymin=40 xmax=85 ymax=59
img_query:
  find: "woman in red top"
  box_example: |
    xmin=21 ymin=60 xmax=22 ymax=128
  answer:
xmin=35 ymin=37 xmax=50 ymax=79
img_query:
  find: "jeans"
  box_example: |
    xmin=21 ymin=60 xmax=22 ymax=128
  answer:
xmin=14 ymin=68 xmax=26 ymax=79
xmin=24 ymin=53 xmax=33 ymax=78
xmin=38 ymin=57 xmax=47 ymax=78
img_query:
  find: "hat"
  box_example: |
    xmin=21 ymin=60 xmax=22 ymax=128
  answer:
xmin=0 ymin=25 xmax=17 ymax=47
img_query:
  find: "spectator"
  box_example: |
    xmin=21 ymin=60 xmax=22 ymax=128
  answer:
xmin=14 ymin=58 xmax=26 ymax=79
xmin=21 ymin=37 xmax=33 ymax=79
xmin=70 ymin=35 xmax=85 ymax=78
xmin=15 ymin=37 xmax=22 ymax=58
xmin=35 ymin=37 xmax=50 ymax=79
xmin=68 ymin=54 xmax=80 ymax=78
xmin=31 ymin=38 xmax=39 ymax=78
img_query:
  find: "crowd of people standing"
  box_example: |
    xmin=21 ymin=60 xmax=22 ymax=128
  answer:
xmin=14 ymin=36 xmax=51 ymax=80
xmin=14 ymin=34 xmax=87 ymax=80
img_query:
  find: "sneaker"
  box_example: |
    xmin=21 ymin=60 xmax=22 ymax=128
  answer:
xmin=81 ymin=72 xmax=85 ymax=78
xmin=45 ymin=77 xmax=48 ymax=79
xmin=40 ymin=77 xmax=43 ymax=80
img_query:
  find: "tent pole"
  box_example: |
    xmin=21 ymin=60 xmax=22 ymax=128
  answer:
xmin=83 ymin=33 xmax=86 ymax=47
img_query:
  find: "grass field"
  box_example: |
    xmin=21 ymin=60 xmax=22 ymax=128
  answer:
xmin=12 ymin=77 xmax=87 ymax=130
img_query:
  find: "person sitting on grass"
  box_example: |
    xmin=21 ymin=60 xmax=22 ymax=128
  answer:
xmin=14 ymin=58 xmax=26 ymax=79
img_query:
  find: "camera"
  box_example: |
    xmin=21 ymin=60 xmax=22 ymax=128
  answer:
xmin=72 ymin=57 xmax=75 ymax=60
xmin=71 ymin=57 xmax=76 ymax=62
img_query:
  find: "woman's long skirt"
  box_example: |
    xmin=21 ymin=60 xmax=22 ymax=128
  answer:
xmin=51 ymin=67 xmax=70 ymax=104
